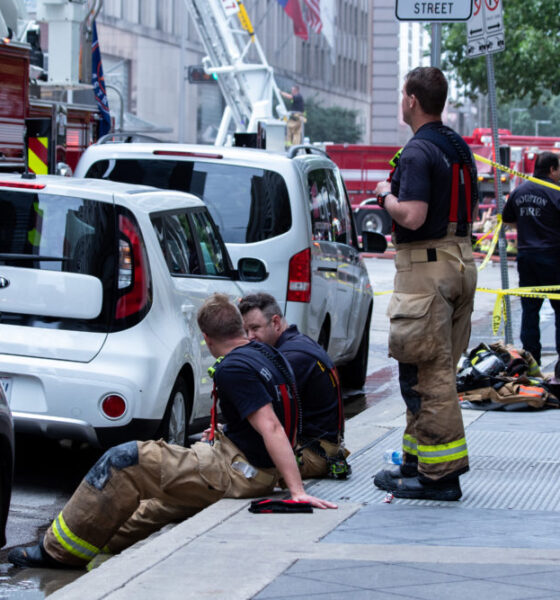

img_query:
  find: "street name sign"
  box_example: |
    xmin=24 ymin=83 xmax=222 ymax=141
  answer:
xmin=467 ymin=0 xmax=505 ymax=57
xmin=396 ymin=0 xmax=473 ymax=21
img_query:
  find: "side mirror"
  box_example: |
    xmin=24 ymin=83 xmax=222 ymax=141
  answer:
xmin=237 ymin=257 xmax=268 ymax=282
xmin=56 ymin=162 xmax=73 ymax=177
xmin=361 ymin=231 xmax=387 ymax=254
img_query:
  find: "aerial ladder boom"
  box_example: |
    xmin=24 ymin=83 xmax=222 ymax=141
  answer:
xmin=183 ymin=0 xmax=287 ymax=146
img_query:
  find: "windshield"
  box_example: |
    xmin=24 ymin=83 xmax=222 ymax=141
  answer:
xmin=85 ymin=158 xmax=292 ymax=243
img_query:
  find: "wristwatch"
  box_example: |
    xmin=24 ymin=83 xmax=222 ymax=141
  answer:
xmin=376 ymin=191 xmax=390 ymax=208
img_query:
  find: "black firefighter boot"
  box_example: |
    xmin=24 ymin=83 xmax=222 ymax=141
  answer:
xmin=373 ymin=461 xmax=418 ymax=491
xmin=389 ymin=475 xmax=462 ymax=501
xmin=8 ymin=539 xmax=71 ymax=569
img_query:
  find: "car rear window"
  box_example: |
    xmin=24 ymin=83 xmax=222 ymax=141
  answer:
xmin=85 ymin=158 xmax=292 ymax=243
xmin=0 ymin=190 xmax=117 ymax=332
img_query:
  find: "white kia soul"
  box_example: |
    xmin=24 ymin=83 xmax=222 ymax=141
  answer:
xmin=75 ymin=142 xmax=380 ymax=389
xmin=0 ymin=174 xmax=267 ymax=447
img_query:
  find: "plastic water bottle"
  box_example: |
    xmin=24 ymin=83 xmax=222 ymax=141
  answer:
xmin=383 ymin=450 xmax=402 ymax=465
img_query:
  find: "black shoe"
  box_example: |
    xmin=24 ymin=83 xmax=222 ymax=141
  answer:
xmin=373 ymin=463 xmax=418 ymax=491
xmin=8 ymin=542 xmax=70 ymax=569
xmin=389 ymin=475 xmax=462 ymax=501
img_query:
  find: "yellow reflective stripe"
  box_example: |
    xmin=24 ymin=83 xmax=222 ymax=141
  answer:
xmin=417 ymin=438 xmax=468 ymax=464
xmin=418 ymin=438 xmax=467 ymax=453
xmin=420 ymin=448 xmax=469 ymax=464
xmin=402 ymin=433 xmax=418 ymax=456
xmin=52 ymin=512 xmax=100 ymax=561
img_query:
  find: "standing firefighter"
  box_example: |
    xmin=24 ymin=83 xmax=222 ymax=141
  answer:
xmin=9 ymin=294 xmax=336 ymax=569
xmin=239 ymin=293 xmax=349 ymax=480
xmin=373 ymin=67 xmax=478 ymax=501
xmin=502 ymin=151 xmax=560 ymax=368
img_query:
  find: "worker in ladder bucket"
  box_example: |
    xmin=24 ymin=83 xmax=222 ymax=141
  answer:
xmin=9 ymin=294 xmax=336 ymax=569
xmin=372 ymin=67 xmax=478 ymax=501
xmin=281 ymin=84 xmax=305 ymax=145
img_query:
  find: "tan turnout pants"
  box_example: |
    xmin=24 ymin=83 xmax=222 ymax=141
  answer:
xmin=388 ymin=228 xmax=477 ymax=481
xmin=43 ymin=433 xmax=277 ymax=566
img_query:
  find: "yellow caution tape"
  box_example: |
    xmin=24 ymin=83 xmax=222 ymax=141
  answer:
xmin=473 ymin=153 xmax=560 ymax=192
xmin=474 ymin=214 xmax=502 ymax=271
xmin=477 ymin=285 xmax=560 ymax=334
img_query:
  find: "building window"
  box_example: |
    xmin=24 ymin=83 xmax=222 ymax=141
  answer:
xmin=122 ymin=0 xmax=139 ymax=23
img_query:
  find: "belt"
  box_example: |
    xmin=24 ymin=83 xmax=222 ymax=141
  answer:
xmin=408 ymin=246 xmax=465 ymax=271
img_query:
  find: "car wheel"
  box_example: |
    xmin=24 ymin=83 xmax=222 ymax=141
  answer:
xmin=318 ymin=320 xmax=330 ymax=351
xmin=338 ymin=310 xmax=371 ymax=390
xmin=159 ymin=377 xmax=192 ymax=447
xmin=357 ymin=209 xmax=391 ymax=235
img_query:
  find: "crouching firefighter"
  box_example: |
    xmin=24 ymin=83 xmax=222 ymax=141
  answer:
xmin=239 ymin=293 xmax=351 ymax=480
xmin=9 ymin=294 xmax=337 ymax=569
xmin=372 ymin=66 xmax=478 ymax=501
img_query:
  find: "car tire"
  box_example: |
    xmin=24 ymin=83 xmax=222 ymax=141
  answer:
xmin=159 ymin=377 xmax=192 ymax=447
xmin=357 ymin=208 xmax=391 ymax=235
xmin=338 ymin=309 xmax=371 ymax=390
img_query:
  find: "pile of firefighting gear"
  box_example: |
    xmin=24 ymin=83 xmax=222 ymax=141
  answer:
xmin=457 ymin=342 xmax=560 ymax=411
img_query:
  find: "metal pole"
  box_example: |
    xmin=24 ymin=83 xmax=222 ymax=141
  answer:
xmin=430 ymin=23 xmax=441 ymax=68
xmin=178 ymin=7 xmax=187 ymax=143
xmin=486 ymin=52 xmax=513 ymax=344
xmin=105 ymin=84 xmax=123 ymax=132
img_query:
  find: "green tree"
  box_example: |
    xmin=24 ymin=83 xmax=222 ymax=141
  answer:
xmin=442 ymin=0 xmax=560 ymax=106
xmin=304 ymin=98 xmax=362 ymax=143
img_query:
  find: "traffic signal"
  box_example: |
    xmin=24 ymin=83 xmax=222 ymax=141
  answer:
xmin=187 ymin=65 xmax=217 ymax=84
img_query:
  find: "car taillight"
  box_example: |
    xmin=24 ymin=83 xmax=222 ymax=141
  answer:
xmin=100 ymin=394 xmax=127 ymax=419
xmin=115 ymin=214 xmax=149 ymax=319
xmin=287 ymin=248 xmax=311 ymax=303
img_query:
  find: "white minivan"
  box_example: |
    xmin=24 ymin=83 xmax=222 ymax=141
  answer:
xmin=0 ymin=174 xmax=267 ymax=447
xmin=75 ymin=142 xmax=383 ymax=389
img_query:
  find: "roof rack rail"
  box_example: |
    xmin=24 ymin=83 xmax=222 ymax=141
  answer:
xmin=96 ymin=132 xmax=164 ymax=145
xmin=286 ymin=144 xmax=329 ymax=159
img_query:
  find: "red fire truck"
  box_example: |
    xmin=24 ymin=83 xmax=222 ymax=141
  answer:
xmin=0 ymin=39 xmax=99 ymax=175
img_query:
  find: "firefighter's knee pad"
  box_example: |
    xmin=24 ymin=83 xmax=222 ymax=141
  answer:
xmin=85 ymin=441 xmax=139 ymax=490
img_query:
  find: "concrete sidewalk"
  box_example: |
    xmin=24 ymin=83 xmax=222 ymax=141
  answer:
xmin=49 ymin=357 xmax=560 ymax=600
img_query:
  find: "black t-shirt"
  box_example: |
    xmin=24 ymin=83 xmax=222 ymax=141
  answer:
xmin=291 ymin=93 xmax=304 ymax=112
xmin=276 ymin=325 xmax=341 ymax=443
xmin=214 ymin=341 xmax=298 ymax=468
xmin=391 ymin=121 xmax=457 ymax=243
xmin=502 ymin=178 xmax=560 ymax=253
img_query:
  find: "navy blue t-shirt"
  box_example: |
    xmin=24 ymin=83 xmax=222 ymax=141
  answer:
xmin=214 ymin=341 xmax=298 ymax=468
xmin=502 ymin=178 xmax=560 ymax=253
xmin=291 ymin=93 xmax=304 ymax=112
xmin=391 ymin=121 xmax=462 ymax=243
xmin=276 ymin=325 xmax=341 ymax=443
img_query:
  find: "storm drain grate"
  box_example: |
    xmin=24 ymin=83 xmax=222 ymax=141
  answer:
xmin=307 ymin=420 xmax=560 ymax=511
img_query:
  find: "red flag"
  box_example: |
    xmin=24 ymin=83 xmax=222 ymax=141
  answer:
xmin=277 ymin=0 xmax=308 ymax=40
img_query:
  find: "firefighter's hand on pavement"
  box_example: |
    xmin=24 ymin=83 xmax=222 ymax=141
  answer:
xmin=374 ymin=180 xmax=391 ymax=196
xmin=291 ymin=492 xmax=338 ymax=509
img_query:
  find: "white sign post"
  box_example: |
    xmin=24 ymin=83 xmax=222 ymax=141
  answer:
xmin=467 ymin=0 xmax=512 ymax=343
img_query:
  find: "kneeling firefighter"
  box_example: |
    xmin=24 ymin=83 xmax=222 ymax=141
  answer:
xmin=239 ymin=293 xmax=350 ymax=480
xmin=9 ymin=294 xmax=336 ymax=569
xmin=372 ymin=66 xmax=478 ymax=501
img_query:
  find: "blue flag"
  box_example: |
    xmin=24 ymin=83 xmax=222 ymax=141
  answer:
xmin=92 ymin=21 xmax=111 ymax=137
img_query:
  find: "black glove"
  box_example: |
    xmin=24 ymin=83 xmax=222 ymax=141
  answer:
xmin=248 ymin=498 xmax=313 ymax=514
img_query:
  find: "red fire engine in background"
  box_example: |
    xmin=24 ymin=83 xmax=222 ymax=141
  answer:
xmin=326 ymin=129 xmax=560 ymax=234
xmin=0 ymin=40 xmax=99 ymax=175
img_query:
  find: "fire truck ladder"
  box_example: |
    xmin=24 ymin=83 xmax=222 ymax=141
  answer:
xmin=183 ymin=0 xmax=287 ymax=145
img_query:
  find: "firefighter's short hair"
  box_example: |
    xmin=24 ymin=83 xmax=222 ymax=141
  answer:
xmin=238 ymin=293 xmax=283 ymax=323
xmin=197 ymin=293 xmax=245 ymax=341
xmin=534 ymin=151 xmax=559 ymax=178
xmin=405 ymin=66 xmax=448 ymax=117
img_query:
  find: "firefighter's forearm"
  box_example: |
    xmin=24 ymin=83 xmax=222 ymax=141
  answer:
xmin=385 ymin=196 xmax=428 ymax=230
